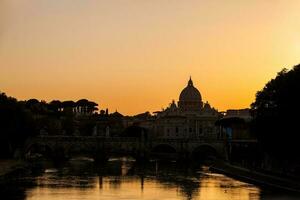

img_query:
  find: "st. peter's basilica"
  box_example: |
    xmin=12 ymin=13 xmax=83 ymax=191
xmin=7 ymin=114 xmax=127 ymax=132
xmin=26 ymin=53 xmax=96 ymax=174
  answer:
xmin=153 ymin=77 xmax=220 ymax=139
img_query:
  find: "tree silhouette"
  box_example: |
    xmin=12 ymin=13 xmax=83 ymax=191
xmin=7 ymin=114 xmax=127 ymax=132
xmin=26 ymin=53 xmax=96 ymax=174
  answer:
xmin=49 ymin=100 xmax=62 ymax=112
xmin=62 ymin=100 xmax=76 ymax=114
xmin=251 ymin=64 xmax=300 ymax=161
xmin=0 ymin=92 xmax=36 ymax=158
xmin=87 ymin=101 xmax=98 ymax=113
xmin=76 ymin=99 xmax=98 ymax=114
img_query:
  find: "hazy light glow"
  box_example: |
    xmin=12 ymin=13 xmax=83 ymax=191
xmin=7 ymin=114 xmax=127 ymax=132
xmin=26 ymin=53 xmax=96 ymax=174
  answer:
xmin=1 ymin=0 xmax=300 ymax=114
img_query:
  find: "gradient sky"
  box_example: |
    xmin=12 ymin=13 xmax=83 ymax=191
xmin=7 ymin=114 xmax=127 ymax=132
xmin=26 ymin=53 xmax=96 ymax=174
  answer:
xmin=1 ymin=0 xmax=300 ymax=115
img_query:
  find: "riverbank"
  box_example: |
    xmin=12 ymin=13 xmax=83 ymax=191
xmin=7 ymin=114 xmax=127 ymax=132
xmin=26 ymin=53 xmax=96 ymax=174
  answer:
xmin=0 ymin=160 xmax=31 ymax=184
xmin=210 ymin=161 xmax=300 ymax=193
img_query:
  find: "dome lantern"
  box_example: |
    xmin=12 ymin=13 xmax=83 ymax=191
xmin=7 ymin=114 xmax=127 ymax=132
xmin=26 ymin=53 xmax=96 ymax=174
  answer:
xmin=188 ymin=76 xmax=193 ymax=86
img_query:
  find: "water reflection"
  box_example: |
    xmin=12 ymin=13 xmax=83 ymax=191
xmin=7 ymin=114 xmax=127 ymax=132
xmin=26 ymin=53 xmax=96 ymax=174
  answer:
xmin=1 ymin=158 xmax=300 ymax=200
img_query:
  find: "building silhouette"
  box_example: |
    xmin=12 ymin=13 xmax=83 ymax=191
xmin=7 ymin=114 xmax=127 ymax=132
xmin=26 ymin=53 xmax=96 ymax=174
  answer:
xmin=153 ymin=77 xmax=220 ymax=139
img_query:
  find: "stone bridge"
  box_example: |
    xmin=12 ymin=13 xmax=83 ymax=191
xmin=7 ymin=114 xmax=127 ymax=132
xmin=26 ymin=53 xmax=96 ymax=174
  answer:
xmin=24 ymin=136 xmax=227 ymax=162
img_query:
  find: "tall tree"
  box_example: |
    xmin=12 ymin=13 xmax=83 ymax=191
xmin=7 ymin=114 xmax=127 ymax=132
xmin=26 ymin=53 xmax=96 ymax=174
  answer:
xmin=49 ymin=100 xmax=62 ymax=112
xmin=0 ymin=92 xmax=36 ymax=157
xmin=251 ymin=64 xmax=300 ymax=160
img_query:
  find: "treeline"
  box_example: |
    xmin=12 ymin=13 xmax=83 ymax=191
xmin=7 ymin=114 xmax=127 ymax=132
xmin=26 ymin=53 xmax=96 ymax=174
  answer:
xmin=21 ymin=98 xmax=98 ymax=116
xmin=251 ymin=64 xmax=300 ymax=175
xmin=0 ymin=93 xmax=99 ymax=158
xmin=0 ymin=93 xmax=35 ymax=158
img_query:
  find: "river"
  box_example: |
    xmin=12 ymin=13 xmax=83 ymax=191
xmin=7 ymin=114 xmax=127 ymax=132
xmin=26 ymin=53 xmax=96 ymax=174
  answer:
xmin=1 ymin=158 xmax=299 ymax=200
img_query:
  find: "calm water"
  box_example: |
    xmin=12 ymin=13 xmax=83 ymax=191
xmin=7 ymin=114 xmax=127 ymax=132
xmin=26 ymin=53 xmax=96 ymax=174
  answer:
xmin=1 ymin=158 xmax=300 ymax=200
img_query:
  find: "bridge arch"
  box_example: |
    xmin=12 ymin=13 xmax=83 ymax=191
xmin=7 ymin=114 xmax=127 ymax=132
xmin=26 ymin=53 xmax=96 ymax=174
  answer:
xmin=25 ymin=143 xmax=54 ymax=159
xmin=152 ymin=144 xmax=177 ymax=153
xmin=64 ymin=143 xmax=97 ymax=160
xmin=151 ymin=144 xmax=177 ymax=160
xmin=191 ymin=144 xmax=218 ymax=161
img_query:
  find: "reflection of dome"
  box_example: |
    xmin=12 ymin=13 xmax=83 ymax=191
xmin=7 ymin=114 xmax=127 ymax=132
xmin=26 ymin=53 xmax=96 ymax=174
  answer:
xmin=179 ymin=78 xmax=202 ymax=102
xmin=178 ymin=77 xmax=203 ymax=111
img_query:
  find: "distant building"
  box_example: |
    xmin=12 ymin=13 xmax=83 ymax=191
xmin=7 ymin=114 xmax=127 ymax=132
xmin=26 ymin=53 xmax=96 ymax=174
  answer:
xmin=217 ymin=108 xmax=253 ymax=140
xmin=224 ymin=108 xmax=252 ymax=121
xmin=95 ymin=110 xmax=124 ymax=137
xmin=216 ymin=109 xmax=258 ymax=166
xmin=153 ymin=77 xmax=220 ymax=139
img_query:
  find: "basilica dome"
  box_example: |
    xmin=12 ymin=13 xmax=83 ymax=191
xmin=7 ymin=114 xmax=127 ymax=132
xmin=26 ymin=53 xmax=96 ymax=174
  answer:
xmin=178 ymin=77 xmax=203 ymax=111
xmin=179 ymin=78 xmax=202 ymax=102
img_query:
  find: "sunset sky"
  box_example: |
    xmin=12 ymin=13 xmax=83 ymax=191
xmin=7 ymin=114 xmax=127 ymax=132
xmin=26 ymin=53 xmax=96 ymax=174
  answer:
xmin=1 ymin=0 xmax=300 ymax=115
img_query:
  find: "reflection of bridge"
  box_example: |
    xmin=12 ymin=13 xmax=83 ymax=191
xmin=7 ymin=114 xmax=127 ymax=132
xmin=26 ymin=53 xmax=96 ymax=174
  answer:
xmin=24 ymin=136 xmax=227 ymax=162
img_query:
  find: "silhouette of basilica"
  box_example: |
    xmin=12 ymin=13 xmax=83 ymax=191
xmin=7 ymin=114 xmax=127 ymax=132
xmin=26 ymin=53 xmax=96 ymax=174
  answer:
xmin=153 ymin=77 xmax=220 ymax=139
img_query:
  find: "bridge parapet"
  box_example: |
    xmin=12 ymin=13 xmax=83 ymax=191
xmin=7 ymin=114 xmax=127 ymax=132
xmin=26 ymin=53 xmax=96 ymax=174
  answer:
xmin=24 ymin=136 xmax=227 ymax=161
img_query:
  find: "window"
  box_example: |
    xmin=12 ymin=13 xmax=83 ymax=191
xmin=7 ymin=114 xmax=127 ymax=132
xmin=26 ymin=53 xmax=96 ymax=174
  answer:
xmin=199 ymin=127 xmax=203 ymax=135
xmin=175 ymin=127 xmax=179 ymax=133
xmin=207 ymin=127 xmax=212 ymax=133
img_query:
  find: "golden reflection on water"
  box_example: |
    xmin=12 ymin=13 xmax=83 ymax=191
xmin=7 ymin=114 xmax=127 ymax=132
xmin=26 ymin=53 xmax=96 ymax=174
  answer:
xmin=198 ymin=175 xmax=260 ymax=200
xmin=25 ymin=166 xmax=260 ymax=200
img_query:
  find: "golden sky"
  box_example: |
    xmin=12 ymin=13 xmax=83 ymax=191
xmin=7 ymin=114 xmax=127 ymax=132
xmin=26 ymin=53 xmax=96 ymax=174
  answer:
xmin=1 ymin=0 xmax=300 ymax=115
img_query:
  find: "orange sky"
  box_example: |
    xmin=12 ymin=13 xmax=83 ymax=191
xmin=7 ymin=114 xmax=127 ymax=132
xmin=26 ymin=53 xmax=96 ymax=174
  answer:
xmin=1 ymin=0 xmax=300 ymax=115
